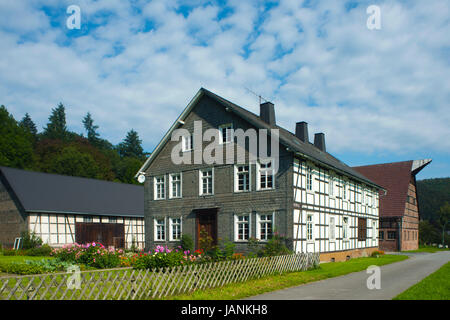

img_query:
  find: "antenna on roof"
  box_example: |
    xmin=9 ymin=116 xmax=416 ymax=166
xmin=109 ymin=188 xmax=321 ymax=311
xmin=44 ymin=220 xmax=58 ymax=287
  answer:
xmin=245 ymin=87 xmax=268 ymax=105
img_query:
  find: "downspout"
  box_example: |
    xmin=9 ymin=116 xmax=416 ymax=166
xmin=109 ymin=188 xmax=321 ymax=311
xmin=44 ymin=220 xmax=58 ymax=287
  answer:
xmin=398 ymin=217 xmax=403 ymax=252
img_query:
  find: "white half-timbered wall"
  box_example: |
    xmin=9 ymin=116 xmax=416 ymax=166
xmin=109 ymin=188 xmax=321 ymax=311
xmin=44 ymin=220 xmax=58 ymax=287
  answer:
xmin=28 ymin=213 xmax=145 ymax=249
xmin=293 ymin=158 xmax=379 ymax=254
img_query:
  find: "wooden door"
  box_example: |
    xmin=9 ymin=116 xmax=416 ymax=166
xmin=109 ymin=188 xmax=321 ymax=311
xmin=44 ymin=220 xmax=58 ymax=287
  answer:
xmin=75 ymin=222 xmax=125 ymax=248
xmin=196 ymin=211 xmax=217 ymax=250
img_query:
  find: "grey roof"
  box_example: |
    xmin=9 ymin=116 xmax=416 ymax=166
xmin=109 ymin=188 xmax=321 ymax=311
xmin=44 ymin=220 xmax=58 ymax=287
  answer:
xmin=138 ymin=88 xmax=382 ymax=189
xmin=0 ymin=166 xmax=144 ymax=217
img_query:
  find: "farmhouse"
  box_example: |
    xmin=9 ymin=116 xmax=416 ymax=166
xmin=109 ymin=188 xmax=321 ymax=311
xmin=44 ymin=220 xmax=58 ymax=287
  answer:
xmin=353 ymin=159 xmax=431 ymax=251
xmin=0 ymin=166 xmax=144 ymax=249
xmin=137 ymin=88 xmax=384 ymax=262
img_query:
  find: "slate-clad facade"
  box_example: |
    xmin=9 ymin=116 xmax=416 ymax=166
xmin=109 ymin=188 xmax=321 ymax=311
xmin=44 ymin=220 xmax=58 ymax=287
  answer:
xmin=139 ymin=88 xmax=382 ymax=261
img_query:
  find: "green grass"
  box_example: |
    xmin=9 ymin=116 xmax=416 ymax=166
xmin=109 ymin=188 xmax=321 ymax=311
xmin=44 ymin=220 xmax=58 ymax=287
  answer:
xmin=164 ymin=254 xmax=409 ymax=300
xmin=403 ymin=245 xmax=450 ymax=253
xmin=0 ymin=255 xmax=54 ymax=263
xmin=394 ymin=262 xmax=450 ymax=300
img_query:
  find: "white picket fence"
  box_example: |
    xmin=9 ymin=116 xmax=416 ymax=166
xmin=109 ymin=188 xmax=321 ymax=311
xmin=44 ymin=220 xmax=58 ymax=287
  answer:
xmin=0 ymin=253 xmax=319 ymax=300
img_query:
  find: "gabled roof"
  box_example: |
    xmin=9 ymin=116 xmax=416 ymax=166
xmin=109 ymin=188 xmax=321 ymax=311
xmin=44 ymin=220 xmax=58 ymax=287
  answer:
xmin=0 ymin=166 xmax=144 ymax=217
xmin=137 ymin=88 xmax=382 ymax=189
xmin=353 ymin=159 xmax=431 ymax=217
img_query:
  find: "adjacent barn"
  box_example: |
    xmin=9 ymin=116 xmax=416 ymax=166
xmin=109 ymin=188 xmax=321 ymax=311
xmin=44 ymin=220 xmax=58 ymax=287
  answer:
xmin=0 ymin=166 xmax=144 ymax=249
xmin=353 ymin=159 xmax=431 ymax=251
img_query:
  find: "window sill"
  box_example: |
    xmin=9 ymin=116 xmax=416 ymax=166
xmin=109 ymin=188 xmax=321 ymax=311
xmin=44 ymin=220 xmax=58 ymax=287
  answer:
xmin=233 ymin=189 xmax=251 ymax=193
xmin=256 ymin=188 xmax=275 ymax=192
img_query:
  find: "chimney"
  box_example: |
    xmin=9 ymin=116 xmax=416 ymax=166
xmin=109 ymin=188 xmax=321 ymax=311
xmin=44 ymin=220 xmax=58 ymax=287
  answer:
xmin=295 ymin=122 xmax=309 ymax=143
xmin=260 ymin=102 xmax=276 ymax=126
xmin=314 ymin=133 xmax=326 ymax=152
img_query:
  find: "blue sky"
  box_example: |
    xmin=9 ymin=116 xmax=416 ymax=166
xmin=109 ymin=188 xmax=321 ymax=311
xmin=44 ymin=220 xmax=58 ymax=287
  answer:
xmin=0 ymin=0 xmax=449 ymax=180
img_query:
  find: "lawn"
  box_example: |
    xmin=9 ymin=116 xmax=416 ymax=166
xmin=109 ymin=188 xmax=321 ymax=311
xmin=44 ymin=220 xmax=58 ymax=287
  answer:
xmin=394 ymin=262 xmax=450 ymax=300
xmin=165 ymin=254 xmax=409 ymax=300
xmin=0 ymin=255 xmax=54 ymax=263
xmin=403 ymin=245 xmax=450 ymax=253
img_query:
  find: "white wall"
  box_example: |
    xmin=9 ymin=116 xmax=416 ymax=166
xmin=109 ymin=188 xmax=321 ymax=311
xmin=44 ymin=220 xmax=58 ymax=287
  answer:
xmin=292 ymin=158 xmax=379 ymax=254
xmin=28 ymin=213 xmax=145 ymax=249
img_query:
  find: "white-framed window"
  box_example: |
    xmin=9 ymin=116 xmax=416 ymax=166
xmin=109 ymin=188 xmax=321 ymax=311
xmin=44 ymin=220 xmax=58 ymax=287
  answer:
xmin=235 ymin=214 xmax=250 ymax=241
xmin=329 ymin=216 xmax=336 ymax=241
xmin=306 ymin=214 xmax=314 ymax=242
xmin=329 ymin=176 xmax=334 ymax=197
xmin=182 ymin=134 xmax=193 ymax=152
xmin=306 ymin=166 xmax=313 ymax=191
xmin=154 ymin=218 xmax=166 ymax=241
xmin=372 ymin=220 xmax=377 ymax=240
xmin=199 ymin=168 xmax=213 ymax=195
xmin=83 ymin=216 xmax=93 ymax=223
xmin=257 ymin=213 xmax=274 ymax=241
xmin=343 ymin=216 xmax=349 ymax=241
xmin=154 ymin=175 xmax=166 ymax=200
xmin=343 ymin=181 xmax=347 ymax=200
xmin=257 ymin=160 xmax=274 ymax=190
xmin=169 ymin=173 xmax=182 ymax=198
xmin=169 ymin=217 xmax=182 ymax=241
xmin=235 ymin=165 xmax=250 ymax=192
xmin=219 ymin=123 xmax=233 ymax=144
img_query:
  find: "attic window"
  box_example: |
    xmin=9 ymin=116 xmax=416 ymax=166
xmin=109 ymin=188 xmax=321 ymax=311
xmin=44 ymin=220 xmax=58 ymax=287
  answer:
xmin=219 ymin=124 xmax=233 ymax=144
xmin=182 ymin=134 xmax=193 ymax=152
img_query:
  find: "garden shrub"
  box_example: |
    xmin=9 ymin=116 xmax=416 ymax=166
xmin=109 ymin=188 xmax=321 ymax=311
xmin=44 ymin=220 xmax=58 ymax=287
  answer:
xmin=21 ymin=231 xmax=43 ymax=249
xmin=2 ymin=249 xmax=16 ymax=256
xmin=371 ymin=250 xmax=385 ymax=257
xmin=132 ymin=245 xmax=203 ymax=271
xmin=24 ymin=244 xmax=53 ymax=256
xmin=180 ymin=234 xmax=194 ymax=252
xmin=258 ymin=233 xmax=292 ymax=257
xmin=0 ymin=259 xmax=80 ymax=275
xmin=51 ymin=242 xmax=123 ymax=269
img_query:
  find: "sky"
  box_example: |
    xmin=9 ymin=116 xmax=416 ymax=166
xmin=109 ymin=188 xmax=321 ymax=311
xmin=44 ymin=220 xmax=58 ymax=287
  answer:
xmin=0 ymin=0 xmax=449 ymax=180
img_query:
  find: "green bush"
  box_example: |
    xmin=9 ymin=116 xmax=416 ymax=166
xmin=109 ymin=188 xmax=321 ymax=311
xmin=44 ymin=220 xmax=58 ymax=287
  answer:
xmin=24 ymin=244 xmax=53 ymax=256
xmin=133 ymin=245 xmax=203 ymax=271
xmin=2 ymin=249 xmax=16 ymax=256
xmin=51 ymin=243 xmax=123 ymax=269
xmin=21 ymin=231 xmax=43 ymax=249
xmin=180 ymin=234 xmax=194 ymax=252
xmin=0 ymin=259 xmax=80 ymax=275
xmin=0 ymin=262 xmax=47 ymax=275
xmin=258 ymin=233 xmax=292 ymax=257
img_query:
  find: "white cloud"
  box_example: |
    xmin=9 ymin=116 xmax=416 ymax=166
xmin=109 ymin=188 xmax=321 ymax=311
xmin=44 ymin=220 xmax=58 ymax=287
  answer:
xmin=0 ymin=0 xmax=448 ymax=162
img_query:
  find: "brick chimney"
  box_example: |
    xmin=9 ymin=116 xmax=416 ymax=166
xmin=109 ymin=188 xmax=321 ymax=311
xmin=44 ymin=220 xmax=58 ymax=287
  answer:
xmin=295 ymin=122 xmax=309 ymax=143
xmin=260 ymin=102 xmax=276 ymax=126
xmin=314 ymin=133 xmax=326 ymax=152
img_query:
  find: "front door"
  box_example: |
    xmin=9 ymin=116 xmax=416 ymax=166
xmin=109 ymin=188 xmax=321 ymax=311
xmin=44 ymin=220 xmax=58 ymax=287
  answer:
xmin=196 ymin=210 xmax=218 ymax=250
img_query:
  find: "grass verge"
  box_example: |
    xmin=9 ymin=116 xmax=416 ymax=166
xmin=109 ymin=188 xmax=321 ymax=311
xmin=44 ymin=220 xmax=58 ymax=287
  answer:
xmin=403 ymin=245 xmax=450 ymax=253
xmin=164 ymin=254 xmax=409 ymax=300
xmin=393 ymin=262 xmax=450 ymax=300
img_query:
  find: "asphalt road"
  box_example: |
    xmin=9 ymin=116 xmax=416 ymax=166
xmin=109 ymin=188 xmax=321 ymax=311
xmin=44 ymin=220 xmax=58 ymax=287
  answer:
xmin=245 ymin=251 xmax=450 ymax=300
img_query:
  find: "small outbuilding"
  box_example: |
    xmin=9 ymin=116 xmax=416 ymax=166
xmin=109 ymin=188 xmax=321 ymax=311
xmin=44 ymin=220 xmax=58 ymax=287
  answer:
xmin=0 ymin=166 xmax=144 ymax=249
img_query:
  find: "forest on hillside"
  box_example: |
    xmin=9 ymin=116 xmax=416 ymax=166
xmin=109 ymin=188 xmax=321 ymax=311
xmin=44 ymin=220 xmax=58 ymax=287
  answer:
xmin=417 ymin=177 xmax=450 ymax=246
xmin=0 ymin=103 xmax=148 ymax=185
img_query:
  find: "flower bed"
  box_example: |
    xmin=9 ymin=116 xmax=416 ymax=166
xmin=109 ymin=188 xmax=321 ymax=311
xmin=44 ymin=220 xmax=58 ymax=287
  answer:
xmin=51 ymin=242 xmax=124 ymax=269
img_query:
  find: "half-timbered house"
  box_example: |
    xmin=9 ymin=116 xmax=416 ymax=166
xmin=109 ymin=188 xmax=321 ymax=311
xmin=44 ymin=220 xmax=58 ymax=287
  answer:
xmin=138 ymin=88 xmax=383 ymax=262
